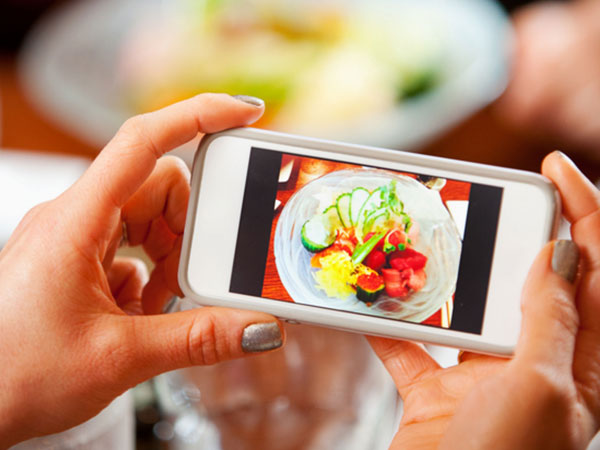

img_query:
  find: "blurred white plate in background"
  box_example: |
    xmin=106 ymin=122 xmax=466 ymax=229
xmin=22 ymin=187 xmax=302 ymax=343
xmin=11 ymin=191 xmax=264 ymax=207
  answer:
xmin=18 ymin=0 xmax=512 ymax=163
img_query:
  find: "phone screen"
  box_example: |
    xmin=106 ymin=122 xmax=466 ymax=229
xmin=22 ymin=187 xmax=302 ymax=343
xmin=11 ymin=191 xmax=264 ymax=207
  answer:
xmin=228 ymin=147 xmax=503 ymax=335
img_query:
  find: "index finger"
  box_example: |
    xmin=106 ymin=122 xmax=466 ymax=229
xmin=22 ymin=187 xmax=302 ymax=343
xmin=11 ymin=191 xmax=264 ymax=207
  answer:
xmin=542 ymin=151 xmax=600 ymax=271
xmin=62 ymin=94 xmax=264 ymax=254
xmin=79 ymin=94 xmax=264 ymax=213
xmin=541 ymin=151 xmax=600 ymax=224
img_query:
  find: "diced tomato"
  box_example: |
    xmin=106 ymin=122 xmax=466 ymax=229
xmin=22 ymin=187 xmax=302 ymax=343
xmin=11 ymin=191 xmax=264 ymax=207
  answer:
xmin=407 ymin=268 xmax=427 ymax=291
xmin=364 ymin=228 xmax=407 ymax=252
xmin=364 ymin=250 xmax=386 ymax=271
xmin=389 ymin=248 xmax=428 ymax=271
xmin=381 ymin=268 xmax=409 ymax=298
xmin=386 ymin=228 xmax=407 ymax=247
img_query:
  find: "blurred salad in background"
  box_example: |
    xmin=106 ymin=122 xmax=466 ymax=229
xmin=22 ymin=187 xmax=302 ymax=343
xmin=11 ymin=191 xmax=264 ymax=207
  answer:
xmin=117 ymin=0 xmax=446 ymax=132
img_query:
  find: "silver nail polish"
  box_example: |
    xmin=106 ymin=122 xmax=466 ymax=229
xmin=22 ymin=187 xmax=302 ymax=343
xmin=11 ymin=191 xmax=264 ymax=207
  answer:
xmin=553 ymin=150 xmax=567 ymax=158
xmin=242 ymin=322 xmax=282 ymax=353
xmin=232 ymin=95 xmax=265 ymax=107
xmin=552 ymin=240 xmax=579 ymax=283
xmin=553 ymin=150 xmax=573 ymax=163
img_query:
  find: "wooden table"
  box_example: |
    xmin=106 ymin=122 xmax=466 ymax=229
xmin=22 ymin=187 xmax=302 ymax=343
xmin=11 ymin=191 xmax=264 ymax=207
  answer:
xmin=0 ymin=55 xmax=98 ymax=157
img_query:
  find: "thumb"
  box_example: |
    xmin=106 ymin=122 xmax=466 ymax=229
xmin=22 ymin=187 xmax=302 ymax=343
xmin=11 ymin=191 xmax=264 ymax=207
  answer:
xmin=111 ymin=307 xmax=284 ymax=385
xmin=515 ymin=240 xmax=580 ymax=370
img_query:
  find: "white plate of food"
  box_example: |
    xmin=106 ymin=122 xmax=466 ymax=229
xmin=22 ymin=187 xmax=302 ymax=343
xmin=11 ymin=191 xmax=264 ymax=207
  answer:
xmin=274 ymin=169 xmax=462 ymax=323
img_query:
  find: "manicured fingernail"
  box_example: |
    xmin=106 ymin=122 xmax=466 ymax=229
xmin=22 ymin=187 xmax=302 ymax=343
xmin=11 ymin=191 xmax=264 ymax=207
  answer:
xmin=553 ymin=150 xmax=567 ymax=160
xmin=552 ymin=240 xmax=579 ymax=283
xmin=552 ymin=150 xmax=576 ymax=165
xmin=241 ymin=322 xmax=282 ymax=353
xmin=232 ymin=95 xmax=265 ymax=108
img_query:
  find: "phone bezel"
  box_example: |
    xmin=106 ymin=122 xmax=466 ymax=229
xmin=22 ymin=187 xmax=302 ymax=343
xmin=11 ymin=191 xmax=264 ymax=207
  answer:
xmin=179 ymin=128 xmax=560 ymax=356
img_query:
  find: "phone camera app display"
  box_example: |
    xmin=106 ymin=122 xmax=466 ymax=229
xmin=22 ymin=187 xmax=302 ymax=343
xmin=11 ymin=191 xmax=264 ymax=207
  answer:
xmin=230 ymin=148 xmax=503 ymax=335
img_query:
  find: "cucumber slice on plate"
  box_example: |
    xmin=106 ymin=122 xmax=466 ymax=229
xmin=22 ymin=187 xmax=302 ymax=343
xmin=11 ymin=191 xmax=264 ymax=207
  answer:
xmin=301 ymin=213 xmax=337 ymax=252
xmin=335 ymin=193 xmax=352 ymax=228
xmin=349 ymin=187 xmax=370 ymax=226
xmin=361 ymin=186 xmax=385 ymax=217
xmin=323 ymin=204 xmax=342 ymax=229
xmin=364 ymin=209 xmax=389 ymax=235
xmin=368 ymin=210 xmax=390 ymax=234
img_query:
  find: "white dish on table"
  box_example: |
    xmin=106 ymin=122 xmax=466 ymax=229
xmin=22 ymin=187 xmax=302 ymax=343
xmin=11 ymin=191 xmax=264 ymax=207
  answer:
xmin=19 ymin=0 xmax=512 ymax=165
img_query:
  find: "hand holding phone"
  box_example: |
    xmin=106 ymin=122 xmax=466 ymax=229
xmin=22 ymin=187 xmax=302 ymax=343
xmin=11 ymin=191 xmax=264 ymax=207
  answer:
xmin=179 ymin=128 xmax=559 ymax=355
xmin=373 ymin=151 xmax=600 ymax=450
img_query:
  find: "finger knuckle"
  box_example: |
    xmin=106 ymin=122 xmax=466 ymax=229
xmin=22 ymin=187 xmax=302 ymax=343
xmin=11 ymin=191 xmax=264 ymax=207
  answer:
xmin=159 ymin=155 xmax=191 ymax=182
xmin=521 ymin=289 xmax=579 ymax=337
xmin=193 ymin=92 xmax=225 ymax=105
xmin=14 ymin=201 xmax=61 ymax=238
xmin=117 ymin=116 xmax=145 ymax=142
xmin=22 ymin=201 xmax=50 ymax=223
xmin=88 ymin=324 xmax=134 ymax=387
xmin=116 ymin=115 xmax=160 ymax=159
xmin=547 ymin=291 xmax=580 ymax=336
xmin=186 ymin=311 xmax=225 ymax=366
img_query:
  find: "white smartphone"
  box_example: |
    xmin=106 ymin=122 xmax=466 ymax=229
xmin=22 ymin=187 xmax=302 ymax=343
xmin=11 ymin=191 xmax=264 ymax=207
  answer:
xmin=179 ymin=128 xmax=559 ymax=356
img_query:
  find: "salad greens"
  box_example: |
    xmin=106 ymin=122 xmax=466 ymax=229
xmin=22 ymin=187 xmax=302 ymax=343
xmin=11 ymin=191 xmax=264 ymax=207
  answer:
xmin=303 ymin=180 xmax=429 ymax=306
xmin=302 ymin=180 xmax=412 ymax=253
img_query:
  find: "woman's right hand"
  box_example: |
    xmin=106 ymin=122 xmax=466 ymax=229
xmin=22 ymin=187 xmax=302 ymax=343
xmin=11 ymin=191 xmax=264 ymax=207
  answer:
xmin=370 ymin=151 xmax=600 ymax=449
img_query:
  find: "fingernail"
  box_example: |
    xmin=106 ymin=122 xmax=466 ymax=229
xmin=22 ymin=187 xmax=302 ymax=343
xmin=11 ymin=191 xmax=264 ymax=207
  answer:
xmin=553 ymin=150 xmax=576 ymax=165
xmin=552 ymin=240 xmax=579 ymax=283
xmin=232 ymin=95 xmax=265 ymax=108
xmin=553 ymin=150 xmax=567 ymax=158
xmin=241 ymin=322 xmax=282 ymax=353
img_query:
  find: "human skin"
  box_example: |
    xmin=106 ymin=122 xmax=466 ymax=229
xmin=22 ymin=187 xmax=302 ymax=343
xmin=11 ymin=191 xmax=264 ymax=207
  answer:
xmin=2 ymin=94 xmax=599 ymax=449
xmin=0 ymin=94 xmax=284 ymax=448
xmin=370 ymin=151 xmax=600 ymax=449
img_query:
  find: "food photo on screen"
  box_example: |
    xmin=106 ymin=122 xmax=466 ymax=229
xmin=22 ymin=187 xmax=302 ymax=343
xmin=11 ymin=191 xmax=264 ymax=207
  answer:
xmin=229 ymin=148 xmax=502 ymax=334
xmin=265 ymin=154 xmax=471 ymax=329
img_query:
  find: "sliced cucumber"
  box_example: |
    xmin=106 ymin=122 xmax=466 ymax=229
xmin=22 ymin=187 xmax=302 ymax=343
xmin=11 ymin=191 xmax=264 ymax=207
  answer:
xmin=349 ymin=187 xmax=370 ymax=226
xmin=357 ymin=187 xmax=387 ymax=235
xmin=360 ymin=187 xmax=385 ymax=218
xmin=322 ymin=204 xmax=342 ymax=230
xmin=301 ymin=213 xmax=337 ymax=252
xmin=364 ymin=210 xmax=389 ymax=235
xmin=369 ymin=211 xmax=390 ymax=233
xmin=358 ymin=206 xmax=382 ymax=236
xmin=335 ymin=193 xmax=352 ymax=228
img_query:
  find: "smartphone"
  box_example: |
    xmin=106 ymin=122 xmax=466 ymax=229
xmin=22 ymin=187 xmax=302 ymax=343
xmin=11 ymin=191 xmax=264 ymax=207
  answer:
xmin=178 ymin=128 xmax=559 ymax=356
